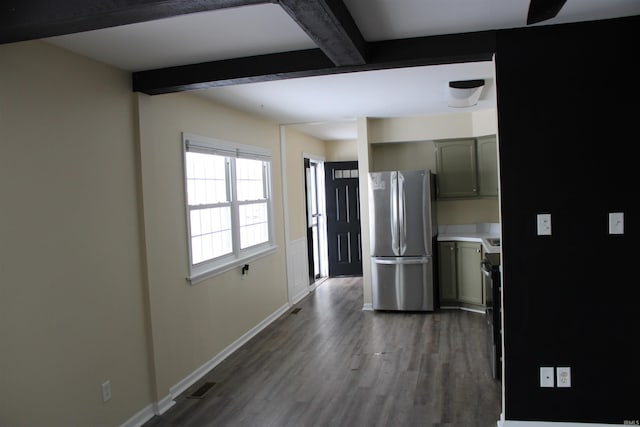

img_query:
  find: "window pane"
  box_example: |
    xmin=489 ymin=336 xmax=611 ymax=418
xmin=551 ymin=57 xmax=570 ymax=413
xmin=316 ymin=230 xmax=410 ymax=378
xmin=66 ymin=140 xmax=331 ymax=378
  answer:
xmin=191 ymin=236 xmax=203 ymax=265
xmin=195 ymin=180 xmax=206 ymax=205
xmin=185 ymin=136 xmax=274 ymax=274
xmin=190 ymin=210 xmax=201 ymax=236
xmin=200 ymin=208 xmax=212 ymax=234
xmin=187 ymin=180 xmax=196 ymax=206
xmin=201 ymin=233 xmax=213 ymax=262
xmin=190 ymin=206 xmax=232 ymax=263
xmin=236 ymin=158 xmax=265 ymax=201
xmin=239 ymin=202 xmax=268 ymax=249
xmin=186 ymin=152 xmax=228 ymax=205
xmin=194 ymin=154 xmax=205 ymax=179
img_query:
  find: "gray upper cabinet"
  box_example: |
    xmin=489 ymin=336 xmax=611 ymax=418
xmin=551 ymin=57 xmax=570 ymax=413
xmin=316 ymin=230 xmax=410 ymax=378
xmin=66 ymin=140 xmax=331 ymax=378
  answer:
xmin=477 ymin=135 xmax=498 ymax=197
xmin=434 ymin=135 xmax=498 ymax=199
xmin=434 ymin=138 xmax=478 ymax=198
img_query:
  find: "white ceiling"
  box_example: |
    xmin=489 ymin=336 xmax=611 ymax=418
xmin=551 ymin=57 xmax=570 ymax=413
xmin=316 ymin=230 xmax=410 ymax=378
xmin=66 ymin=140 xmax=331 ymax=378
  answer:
xmin=196 ymin=62 xmax=496 ymax=140
xmin=45 ymin=0 xmax=640 ymax=140
xmin=47 ymin=5 xmax=316 ymax=71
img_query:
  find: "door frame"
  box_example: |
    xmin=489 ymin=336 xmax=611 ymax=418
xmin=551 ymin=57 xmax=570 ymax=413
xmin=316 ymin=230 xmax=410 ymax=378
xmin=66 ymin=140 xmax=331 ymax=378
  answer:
xmin=303 ymin=153 xmax=328 ymax=290
xmin=324 ymin=160 xmax=363 ymax=277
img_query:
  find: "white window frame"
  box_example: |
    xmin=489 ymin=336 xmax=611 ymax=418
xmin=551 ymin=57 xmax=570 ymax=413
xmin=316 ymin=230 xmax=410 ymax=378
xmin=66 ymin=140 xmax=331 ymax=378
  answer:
xmin=182 ymin=133 xmax=276 ymax=284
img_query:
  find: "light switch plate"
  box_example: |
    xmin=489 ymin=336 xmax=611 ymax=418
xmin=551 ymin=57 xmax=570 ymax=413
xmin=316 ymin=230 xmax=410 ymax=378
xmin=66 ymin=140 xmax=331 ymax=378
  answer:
xmin=537 ymin=214 xmax=552 ymax=236
xmin=609 ymin=212 xmax=624 ymax=235
xmin=556 ymin=367 xmax=571 ymax=388
xmin=540 ymin=367 xmax=554 ymax=387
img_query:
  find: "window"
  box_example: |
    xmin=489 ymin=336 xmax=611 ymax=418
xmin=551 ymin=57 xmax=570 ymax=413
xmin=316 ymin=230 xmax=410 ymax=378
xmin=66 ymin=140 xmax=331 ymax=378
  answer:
xmin=183 ymin=133 xmax=275 ymax=284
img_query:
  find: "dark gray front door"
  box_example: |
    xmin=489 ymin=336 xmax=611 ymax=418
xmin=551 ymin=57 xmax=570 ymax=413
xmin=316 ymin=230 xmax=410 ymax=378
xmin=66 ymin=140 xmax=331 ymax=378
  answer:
xmin=324 ymin=161 xmax=362 ymax=277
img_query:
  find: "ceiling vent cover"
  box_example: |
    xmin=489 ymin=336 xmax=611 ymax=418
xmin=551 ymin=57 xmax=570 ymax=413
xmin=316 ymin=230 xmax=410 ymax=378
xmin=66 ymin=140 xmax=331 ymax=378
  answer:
xmin=448 ymin=79 xmax=485 ymax=108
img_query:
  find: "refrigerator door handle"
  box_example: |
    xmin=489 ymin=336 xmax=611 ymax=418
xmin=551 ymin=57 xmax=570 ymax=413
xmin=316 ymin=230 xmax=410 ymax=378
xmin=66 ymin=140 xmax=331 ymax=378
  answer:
xmin=372 ymin=257 xmax=430 ymax=265
xmin=398 ymin=172 xmax=407 ymax=255
xmin=390 ymin=172 xmax=400 ymax=255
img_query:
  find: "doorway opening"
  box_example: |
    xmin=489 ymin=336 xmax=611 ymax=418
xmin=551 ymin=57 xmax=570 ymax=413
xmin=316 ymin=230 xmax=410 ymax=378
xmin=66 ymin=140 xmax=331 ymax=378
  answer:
xmin=324 ymin=161 xmax=363 ymax=277
xmin=304 ymin=157 xmax=328 ymax=288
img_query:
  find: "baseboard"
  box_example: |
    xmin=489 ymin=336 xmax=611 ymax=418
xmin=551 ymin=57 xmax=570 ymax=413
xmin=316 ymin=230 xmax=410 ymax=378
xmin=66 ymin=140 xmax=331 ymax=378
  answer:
xmin=290 ymin=287 xmax=309 ymax=305
xmin=119 ymin=403 xmax=156 ymax=427
xmin=440 ymin=305 xmax=485 ymax=314
xmin=157 ymin=302 xmax=291 ymax=412
xmin=458 ymin=306 xmax=485 ymax=314
xmin=499 ymin=421 xmax=623 ymax=427
xmin=120 ymin=302 xmax=292 ymax=427
xmin=362 ymin=303 xmax=373 ymax=311
xmin=153 ymin=394 xmax=175 ymax=415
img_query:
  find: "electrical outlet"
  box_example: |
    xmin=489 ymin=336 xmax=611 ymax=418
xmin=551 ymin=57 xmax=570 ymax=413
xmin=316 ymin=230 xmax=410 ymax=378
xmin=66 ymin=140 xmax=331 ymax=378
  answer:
xmin=537 ymin=214 xmax=552 ymax=236
xmin=557 ymin=367 xmax=571 ymax=388
xmin=609 ymin=212 xmax=624 ymax=235
xmin=102 ymin=380 xmax=112 ymax=402
xmin=540 ymin=367 xmax=554 ymax=387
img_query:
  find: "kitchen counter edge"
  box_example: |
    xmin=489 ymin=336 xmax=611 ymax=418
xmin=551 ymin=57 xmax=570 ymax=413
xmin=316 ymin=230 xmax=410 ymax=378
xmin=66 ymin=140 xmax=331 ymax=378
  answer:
xmin=437 ymin=233 xmax=501 ymax=254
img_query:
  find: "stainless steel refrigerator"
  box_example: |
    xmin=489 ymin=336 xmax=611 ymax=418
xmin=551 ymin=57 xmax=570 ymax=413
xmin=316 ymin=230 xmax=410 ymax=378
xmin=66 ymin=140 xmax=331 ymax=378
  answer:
xmin=368 ymin=169 xmax=437 ymax=311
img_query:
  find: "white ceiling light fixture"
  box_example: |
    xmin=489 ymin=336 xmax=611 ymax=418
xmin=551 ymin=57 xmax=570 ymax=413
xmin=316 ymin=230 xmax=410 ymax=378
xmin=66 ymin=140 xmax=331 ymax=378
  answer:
xmin=448 ymin=79 xmax=485 ymax=108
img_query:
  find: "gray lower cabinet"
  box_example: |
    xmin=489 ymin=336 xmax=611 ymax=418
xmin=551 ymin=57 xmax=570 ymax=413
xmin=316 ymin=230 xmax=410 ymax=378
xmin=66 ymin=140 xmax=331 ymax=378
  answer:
xmin=438 ymin=241 xmax=484 ymax=308
xmin=438 ymin=241 xmax=458 ymax=303
xmin=457 ymin=242 xmax=483 ymax=305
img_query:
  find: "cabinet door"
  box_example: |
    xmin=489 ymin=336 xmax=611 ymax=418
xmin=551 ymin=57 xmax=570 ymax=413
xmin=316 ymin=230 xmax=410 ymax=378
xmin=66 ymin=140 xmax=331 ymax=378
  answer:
xmin=457 ymin=242 xmax=483 ymax=305
xmin=477 ymin=135 xmax=498 ymax=197
xmin=434 ymin=138 xmax=478 ymax=198
xmin=438 ymin=242 xmax=457 ymax=303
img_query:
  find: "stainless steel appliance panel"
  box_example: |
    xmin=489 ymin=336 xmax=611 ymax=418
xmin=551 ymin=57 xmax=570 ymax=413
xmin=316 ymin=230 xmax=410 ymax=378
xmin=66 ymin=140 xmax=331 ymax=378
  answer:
xmin=369 ymin=171 xmax=399 ymax=256
xmin=371 ymin=256 xmax=434 ymax=311
xmin=369 ymin=169 xmax=436 ymax=311
xmin=398 ymin=170 xmax=431 ymax=256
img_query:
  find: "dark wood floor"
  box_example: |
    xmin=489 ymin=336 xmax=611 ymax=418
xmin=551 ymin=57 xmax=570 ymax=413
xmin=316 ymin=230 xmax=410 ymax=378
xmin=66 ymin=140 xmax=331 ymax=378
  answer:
xmin=144 ymin=277 xmax=501 ymax=427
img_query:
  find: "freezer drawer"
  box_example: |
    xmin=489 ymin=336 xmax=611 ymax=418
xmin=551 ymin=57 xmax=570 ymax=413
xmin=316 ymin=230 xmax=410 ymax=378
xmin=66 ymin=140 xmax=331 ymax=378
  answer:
xmin=371 ymin=257 xmax=434 ymax=311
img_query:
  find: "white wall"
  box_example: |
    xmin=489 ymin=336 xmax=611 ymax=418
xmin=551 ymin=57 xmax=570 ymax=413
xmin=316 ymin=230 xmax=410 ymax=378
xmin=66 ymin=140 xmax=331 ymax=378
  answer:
xmin=136 ymin=91 xmax=289 ymax=402
xmin=355 ymin=118 xmax=374 ymax=307
xmin=281 ymin=126 xmax=328 ymax=304
xmin=325 ymin=138 xmax=357 ymax=161
xmin=368 ymin=112 xmax=475 ymax=143
xmin=1 ymin=40 xmax=294 ymax=426
xmin=371 ymin=140 xmax=436 ymax=172
xmin=0 ymin=41 xmax=153 ymax=426
xmin=283 ymin=127 xmax=326 ymax=241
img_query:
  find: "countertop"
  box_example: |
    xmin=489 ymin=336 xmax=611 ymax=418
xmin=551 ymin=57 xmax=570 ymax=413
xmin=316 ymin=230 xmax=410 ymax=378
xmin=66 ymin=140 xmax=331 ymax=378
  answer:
xmin=437 ymin=223 xmax=501 ymax=254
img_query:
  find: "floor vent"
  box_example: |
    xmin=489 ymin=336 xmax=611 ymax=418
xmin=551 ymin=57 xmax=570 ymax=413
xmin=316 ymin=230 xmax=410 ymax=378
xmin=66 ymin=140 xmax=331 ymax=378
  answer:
xmin=187 ymin=382 xmax=216 ymax=399
xmin=291 ymin=308 xmax=302 ymax=314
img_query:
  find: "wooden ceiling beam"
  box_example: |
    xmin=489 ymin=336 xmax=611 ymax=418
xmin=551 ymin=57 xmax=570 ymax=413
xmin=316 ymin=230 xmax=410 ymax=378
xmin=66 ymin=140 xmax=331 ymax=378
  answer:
xmin=0 ymin=0 xmax=269 ymax=44
xmin=132 ymin=48 xmax=336 ymax=94
xmin=526 ymin=0 xmax=567 ymax=25
xmin=2 ymin=0 xmax=496 ymax=95
xmin=133 ymin=30 xmax=496 ymax=94
xmin=277 ymin=0 xmax=367 ymax=66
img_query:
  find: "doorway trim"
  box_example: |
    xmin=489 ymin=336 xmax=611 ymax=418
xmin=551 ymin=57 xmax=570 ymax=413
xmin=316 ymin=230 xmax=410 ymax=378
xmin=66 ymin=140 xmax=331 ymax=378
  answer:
xmin=280 ymin=126 xmax=330 ymax=306
xmin=280 ymin=126 xmax=305 ymax=305
xmin=303 ymin=153 xmax=329 ymax=291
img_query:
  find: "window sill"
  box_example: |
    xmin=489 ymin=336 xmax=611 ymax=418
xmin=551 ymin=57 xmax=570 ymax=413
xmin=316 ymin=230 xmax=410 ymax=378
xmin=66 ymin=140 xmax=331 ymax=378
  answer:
xmin=187 ymin=245 xmax=278 ymax=285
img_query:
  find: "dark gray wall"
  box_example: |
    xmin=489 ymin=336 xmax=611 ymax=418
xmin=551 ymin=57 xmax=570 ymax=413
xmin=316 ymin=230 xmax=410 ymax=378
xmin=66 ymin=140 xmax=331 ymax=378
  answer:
xmin=496 ymin=15 xmax=640 ymax=423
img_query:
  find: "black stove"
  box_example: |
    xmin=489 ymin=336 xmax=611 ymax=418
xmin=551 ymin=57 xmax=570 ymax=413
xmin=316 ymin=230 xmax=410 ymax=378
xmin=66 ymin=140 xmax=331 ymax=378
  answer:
xmin=481 ymin=252 xmax=501 ymax=381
